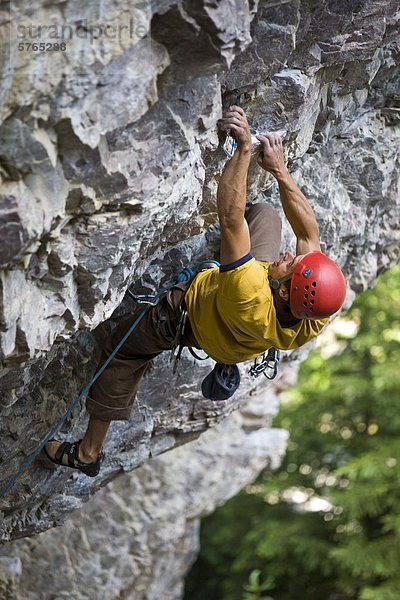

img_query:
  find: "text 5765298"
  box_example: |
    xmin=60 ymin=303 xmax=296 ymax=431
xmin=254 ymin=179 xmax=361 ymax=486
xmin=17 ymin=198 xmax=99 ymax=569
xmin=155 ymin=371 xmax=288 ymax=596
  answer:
xmin=18 ymin=42 xmax=67 ymax=51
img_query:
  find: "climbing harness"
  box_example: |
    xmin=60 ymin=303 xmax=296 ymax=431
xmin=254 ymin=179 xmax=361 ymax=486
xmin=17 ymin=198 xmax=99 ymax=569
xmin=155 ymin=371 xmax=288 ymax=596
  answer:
xmin=249 ymin=347 xmax=281 ymax=380
xmin=127 ymin=266 xmax=205 ymax=307
xmin=0 ymin=259 xmax=219 ymax=498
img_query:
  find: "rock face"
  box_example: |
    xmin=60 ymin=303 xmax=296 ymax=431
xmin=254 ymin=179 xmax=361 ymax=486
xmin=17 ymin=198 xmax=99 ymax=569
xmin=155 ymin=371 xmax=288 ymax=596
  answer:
xmin=0 ymin=406 xmax=288 ymax=599
xmin=0 ymin=0 xmax=399 ymax=596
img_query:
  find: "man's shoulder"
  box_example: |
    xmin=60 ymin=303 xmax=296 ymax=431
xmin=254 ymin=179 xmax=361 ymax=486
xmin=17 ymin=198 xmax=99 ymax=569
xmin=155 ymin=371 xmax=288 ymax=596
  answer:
xmin=218 ymin=257 xmax=272 ymax=304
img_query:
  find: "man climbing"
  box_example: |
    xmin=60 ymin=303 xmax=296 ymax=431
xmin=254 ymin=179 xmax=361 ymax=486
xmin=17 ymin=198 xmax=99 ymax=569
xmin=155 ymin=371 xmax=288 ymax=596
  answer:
xmin=44 ymin=106 xmax=346 ymax=476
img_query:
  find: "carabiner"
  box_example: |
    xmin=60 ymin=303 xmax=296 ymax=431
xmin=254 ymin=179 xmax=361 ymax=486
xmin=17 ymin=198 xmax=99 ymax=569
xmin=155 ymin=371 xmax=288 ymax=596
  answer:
xmin=127 ymin=290 xmax=160 ymax=306
xmin=249 ymin=348 xmax=281 ymax=380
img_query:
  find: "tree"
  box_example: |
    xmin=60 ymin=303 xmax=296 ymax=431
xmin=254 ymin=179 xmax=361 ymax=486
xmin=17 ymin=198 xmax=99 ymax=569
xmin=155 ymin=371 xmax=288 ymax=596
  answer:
xmin=185 ymin=265 xmax=400 ymax=600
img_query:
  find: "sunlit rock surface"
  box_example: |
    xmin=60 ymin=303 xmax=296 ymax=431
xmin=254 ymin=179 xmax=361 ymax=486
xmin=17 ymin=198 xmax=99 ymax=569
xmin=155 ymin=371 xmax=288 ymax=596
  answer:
xmin=0 ymin=0 xmax=399 ymax=597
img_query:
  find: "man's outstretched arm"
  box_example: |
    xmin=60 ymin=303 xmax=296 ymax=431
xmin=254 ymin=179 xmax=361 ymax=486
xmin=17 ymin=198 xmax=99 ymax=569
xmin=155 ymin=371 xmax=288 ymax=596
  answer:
xmin=257 ymin=133 xmax=321 ymax=255
xmin=217 ymin=106 xmax=252 ymax=265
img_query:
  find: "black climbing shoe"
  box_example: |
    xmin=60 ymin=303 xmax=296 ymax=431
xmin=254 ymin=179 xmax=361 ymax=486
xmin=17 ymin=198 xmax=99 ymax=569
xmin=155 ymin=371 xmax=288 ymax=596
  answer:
xmin=43 ymin=439 xmax=104 ymax=477
xmin=202 ymin=363 xmax=240 ymax=401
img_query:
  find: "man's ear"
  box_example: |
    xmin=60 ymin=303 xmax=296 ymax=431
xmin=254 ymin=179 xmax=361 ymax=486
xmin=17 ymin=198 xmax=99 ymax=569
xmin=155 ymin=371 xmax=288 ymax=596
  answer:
xmin=278 ymin=284 xmax=290 ymax=302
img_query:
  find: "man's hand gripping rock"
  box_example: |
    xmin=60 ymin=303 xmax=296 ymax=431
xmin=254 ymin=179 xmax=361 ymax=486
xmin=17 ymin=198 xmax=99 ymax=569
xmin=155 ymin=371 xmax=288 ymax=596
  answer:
xmin=220 ymin=105 xmax=252 ymax=153
xmin=256 ymin=133 xmax=287 ymax=177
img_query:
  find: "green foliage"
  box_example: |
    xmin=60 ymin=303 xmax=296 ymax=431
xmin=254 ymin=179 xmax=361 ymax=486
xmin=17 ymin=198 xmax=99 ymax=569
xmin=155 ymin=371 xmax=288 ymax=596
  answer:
xmin=242 ymin=569 xmax=275 ymax=600
xmin=185 ymin=265 xmax=400 ymax=600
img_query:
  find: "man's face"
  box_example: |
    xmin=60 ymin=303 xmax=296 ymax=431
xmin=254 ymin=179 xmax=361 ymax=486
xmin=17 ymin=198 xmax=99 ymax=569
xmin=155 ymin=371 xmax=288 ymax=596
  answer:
xmin=268 ymin=251 xmax=304 ymax=281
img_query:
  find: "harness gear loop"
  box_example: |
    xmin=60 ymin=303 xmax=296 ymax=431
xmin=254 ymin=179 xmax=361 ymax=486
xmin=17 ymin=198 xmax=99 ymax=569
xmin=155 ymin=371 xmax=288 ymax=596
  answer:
xmin=171 ymin=308 xmax=188 ymax=374
xmin=127 ymin=260 xmax=220 ymax=308
xmin=188 ymin=347 xmax=209 ymax=361
xmin=127 ymin=290 xmax=160 ymax=306
xmin=249 ymin=348 xmax=281 ymax=380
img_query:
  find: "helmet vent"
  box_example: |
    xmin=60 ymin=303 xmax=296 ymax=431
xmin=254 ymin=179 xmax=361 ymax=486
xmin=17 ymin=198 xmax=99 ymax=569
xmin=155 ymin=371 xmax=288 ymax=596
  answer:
xmin=305 ymin=285 xmax=309 ymax=291
xmin=303 ymin=301 xmax=308 ymax=306
xmin=310 ymin=300 xmax=315 ymax=305
xmin=312 ymin=281 xmax=317 ymax=287
xmin=310 ymin=307 xmax=314 ymax=312
xmin=311 ymin=291 xmax=316 ymax=296
xmin=304 ymin=293 xmax=308 ymax=298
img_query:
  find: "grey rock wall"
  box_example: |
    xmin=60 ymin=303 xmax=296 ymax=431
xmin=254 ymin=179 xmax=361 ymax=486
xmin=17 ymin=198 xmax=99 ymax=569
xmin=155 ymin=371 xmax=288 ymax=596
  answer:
xmin=0 ymin=0 xmax=399 ymax=596
xmin=0 ymin=393 xmax=288 ymax=599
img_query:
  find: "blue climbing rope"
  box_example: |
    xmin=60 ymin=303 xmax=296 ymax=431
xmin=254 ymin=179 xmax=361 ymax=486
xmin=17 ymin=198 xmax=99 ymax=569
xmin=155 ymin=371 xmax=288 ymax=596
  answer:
xmin=0 ymin=260 xmax=220 ymax=498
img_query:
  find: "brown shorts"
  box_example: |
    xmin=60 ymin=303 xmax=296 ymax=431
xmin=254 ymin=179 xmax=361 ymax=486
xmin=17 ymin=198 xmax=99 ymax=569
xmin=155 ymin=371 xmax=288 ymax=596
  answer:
xmin=87 ymin=203 xmax=282 ymax=421
xmin=246 ymin=203 xmax=282 ymax=262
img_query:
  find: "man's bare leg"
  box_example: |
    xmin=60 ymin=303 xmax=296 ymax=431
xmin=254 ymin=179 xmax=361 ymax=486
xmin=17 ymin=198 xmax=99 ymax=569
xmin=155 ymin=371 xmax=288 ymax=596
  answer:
xmin=79 ymin=415 xmax=110 ymax=461
xmin=45 ymin=415 xmax=110 ymax=465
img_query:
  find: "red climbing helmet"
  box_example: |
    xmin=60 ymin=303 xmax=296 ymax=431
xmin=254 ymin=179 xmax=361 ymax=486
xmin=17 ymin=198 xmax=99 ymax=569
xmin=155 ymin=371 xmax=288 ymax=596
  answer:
xmin=290 ymin=251 xmax=346 ymax=320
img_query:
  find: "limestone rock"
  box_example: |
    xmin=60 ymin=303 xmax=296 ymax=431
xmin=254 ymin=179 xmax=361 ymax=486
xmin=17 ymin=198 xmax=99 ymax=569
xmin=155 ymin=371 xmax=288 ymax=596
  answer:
xmin=0 ymin=390 xmax=287 ymax=600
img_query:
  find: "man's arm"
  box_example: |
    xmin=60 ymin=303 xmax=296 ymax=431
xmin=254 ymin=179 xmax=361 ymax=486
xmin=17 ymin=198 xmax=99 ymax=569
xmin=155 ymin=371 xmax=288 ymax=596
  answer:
xmin=257 ymin=134 xmax=321 ymax=255
xmin=218 ymin=106 xmax=252 ymax=265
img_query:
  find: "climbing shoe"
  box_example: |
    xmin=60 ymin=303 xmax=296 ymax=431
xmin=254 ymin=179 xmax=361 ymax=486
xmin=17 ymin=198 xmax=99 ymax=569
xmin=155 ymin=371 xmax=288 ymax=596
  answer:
xmin=201 ymin=363 xmax=240 ymax=401
xmin=43 ymin=439 xmax=104 ymax=477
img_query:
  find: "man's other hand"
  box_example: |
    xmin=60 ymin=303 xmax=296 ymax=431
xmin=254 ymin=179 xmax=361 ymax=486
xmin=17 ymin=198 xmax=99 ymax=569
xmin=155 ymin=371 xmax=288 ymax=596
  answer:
xmin=256 ymin=133 xmax=286 ymax=177
xmin=220 ymin=106 xmax=251 ymax=152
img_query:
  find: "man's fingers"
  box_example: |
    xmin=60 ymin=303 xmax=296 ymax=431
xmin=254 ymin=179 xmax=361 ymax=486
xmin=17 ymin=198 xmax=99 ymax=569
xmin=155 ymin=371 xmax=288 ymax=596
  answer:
xmin=256 ymin=134 xmax=271 ymax=150
xmin=226 ymin=104 xmax=244 ymax=116
xmin=221 ymin=114 xmax=244 ymax=122
xmin=272 ymin=133 xmax=282 ymax=146
xmin=220 ymin=122 xmax=241 ymax=132
xmin=221 ymin=116 xmax=245 ymax=128
xmin=265 ymin=133 xmax=276 ymax=144
xmin=227 ymin=123 xmax=245 ymax=135
xmin=223 ymin=107 xmax=246 ymax=122
xmin=258 ymin=132 xmax=282 ymax=146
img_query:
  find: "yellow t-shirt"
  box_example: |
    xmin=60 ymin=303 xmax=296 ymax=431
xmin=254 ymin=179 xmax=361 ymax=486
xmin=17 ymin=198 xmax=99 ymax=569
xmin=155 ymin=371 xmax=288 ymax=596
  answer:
xmin=185 ymin=257 xmax=328 ymax=364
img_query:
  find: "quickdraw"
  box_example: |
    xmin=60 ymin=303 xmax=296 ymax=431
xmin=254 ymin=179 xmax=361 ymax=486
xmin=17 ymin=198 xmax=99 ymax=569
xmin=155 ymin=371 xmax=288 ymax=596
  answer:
xmin=223 ymin=132 xmax=237 ymax=159
xmin=249 ymin=347 xmax=281 ymax=380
